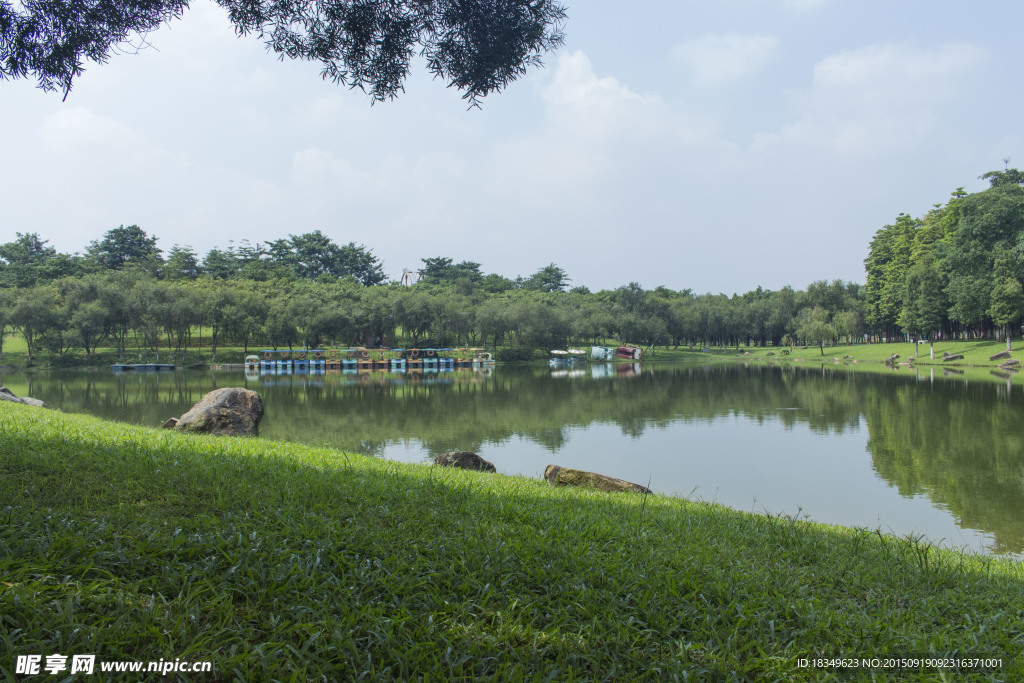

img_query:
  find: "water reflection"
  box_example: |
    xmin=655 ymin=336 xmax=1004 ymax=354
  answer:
xmin=5 ymin=363 xmax=1023 ymax=556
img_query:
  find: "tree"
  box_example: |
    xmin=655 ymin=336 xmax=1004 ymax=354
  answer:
xmin=164 ymin=244 xmax=201 ymax=279
xmin=524 ymin=263 xmax=570 ymax=293
xmin=59 ymin=275 xmax=108 ymax=357
xmin=864 ymin=213 xmax=916 ymax=339
xmin=987 ymin=249 xmax=1024 ymax=352
xmin=87 ymin=225 xmax=162 ymax=272
xmin=202 ymin=247 xmax=244 ymax=279
xmin=419 ymin=257 xmax=455 ymax=284
xmin=0 ymin=0 xmax=567 ymax=105
xmin=0 ymin=232 xmax=75 ymax=287
xmin=11 ymin=285 xmax=57 ymax=364
xmin=0 ymin=289 xmax=11 ymax=360
xmin=336 ymin=241 xmax=387 ymax=286
xmin=796 ymin=306 xmax=834 ymax=356
xmin=900 ymin=251 xmax=946 ymax=357
xmin=942 ymin=182 xmax=1024 ymax=335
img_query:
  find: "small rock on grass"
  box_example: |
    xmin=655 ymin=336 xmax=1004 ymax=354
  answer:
xmin=434 ymin=451 xmax=496 ymax=472
xmin=544 ymin=465 xmax=651 ymax=494
xmin=0 ymin=386 xmax=46 ymax=408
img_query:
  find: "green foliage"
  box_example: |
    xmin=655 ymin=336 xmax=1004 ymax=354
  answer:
xmin=1 ymin=0 xmax=567 ymax=106
xmin=864 ymin=170 xmax=1024 ymax=342
xmin=0 ymin=232 xmax=76 ymax=287
xmin=865 ymin=213 xmax=917 ymax=335
xmin=943 ymin=183 xmax=1024 ymax=329
xmin=86 ymin=224 xmax=162 ymax=273
xmin=164 ymin=244 xmax=201 ymax=280
xmin=523 ymin=262 xmax=571 ymax=293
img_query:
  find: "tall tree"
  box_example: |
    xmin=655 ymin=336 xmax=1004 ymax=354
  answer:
xmin=943 ymin=182 xmax=1024 ymax=334
xmin=0 ymin=0 xmax=567 ymax=105
xmin=864 ymin=213 xmax=917 ymax=339
xmin=0 ymin=289 xmax=11 ymax=360
xmin=87 ymin=225 xmax=162 ymax=272
xmin=11 ymin=285 xmax=57 ymax=364
xmin=796 ymin=306 xmax=835 ymax=356
xmin=164 ymin=244 xmax=202 ymax=279
xmin=524 ymin=263 xmax=570 ymax=293
xmin=336 ymin=241 xmax=387 ymax=286
xmin=0 ymin=232 xmax=75 ymax=287
xmin=987 ymin=249 xmax=1024 ymax=352
xmin=900 ymin=251 xmax=946 ymax=357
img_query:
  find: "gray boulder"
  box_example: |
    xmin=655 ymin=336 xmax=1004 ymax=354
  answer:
xmin=544 ymin=465 xmax=652 ymax=494
xmin=174 ymin=388 xmax=263 ymax=436
xmin=434 ymin=451 xmax=496 ymax=472
xmin=0 ymin=386 xmax=46 ymax=408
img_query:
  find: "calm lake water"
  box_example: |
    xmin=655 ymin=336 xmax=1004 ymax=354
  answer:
xmin=5 ymin=362 xmax=1023 ymax=557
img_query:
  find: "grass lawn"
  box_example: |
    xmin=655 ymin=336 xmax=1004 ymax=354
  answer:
xmin=649 ymin=339 xmax=1023 ymax=369
xmin=1 ymin=402 xmax=1022 ymax=680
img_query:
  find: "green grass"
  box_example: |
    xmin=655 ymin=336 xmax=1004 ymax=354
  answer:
xmin=2 ymin=403 xmax=1023 ymax=680
xmin=649 ymin=339 xmax=1023 ymax=369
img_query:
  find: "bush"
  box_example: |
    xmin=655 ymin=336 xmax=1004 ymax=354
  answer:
xmin=495 ymin=346 xmax=536 ymax=362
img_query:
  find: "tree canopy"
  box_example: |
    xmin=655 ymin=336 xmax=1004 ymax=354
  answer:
xmin=0 ymin=0 xmax=567 ymax=104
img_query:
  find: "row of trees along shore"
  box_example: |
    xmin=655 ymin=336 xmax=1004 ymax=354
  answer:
xmin=1 ymin=168 xmax=1022 ymax=365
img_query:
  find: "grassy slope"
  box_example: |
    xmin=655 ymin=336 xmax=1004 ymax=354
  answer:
xmin=2 ymin=403 xmax=1022 ymax=681
xmin=650 ymin=340 xmax=1023 ymax=370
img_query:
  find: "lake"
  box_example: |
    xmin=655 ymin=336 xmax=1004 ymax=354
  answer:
xmin=4 ymin=361 xmax=1022 ymax=557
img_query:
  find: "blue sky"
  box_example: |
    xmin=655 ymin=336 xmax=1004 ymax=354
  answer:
xmin=2 ymin=0 xmax=1021 ymax=293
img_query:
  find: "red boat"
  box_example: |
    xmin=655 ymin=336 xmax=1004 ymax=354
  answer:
xmin=615 ymin=346 xmax=642 ymax=360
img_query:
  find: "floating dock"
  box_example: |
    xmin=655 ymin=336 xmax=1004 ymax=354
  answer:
xmin=246 ymin=348 xmax=495 ymax=374
xmin=111 ymin=363 xmax=176 ymax=372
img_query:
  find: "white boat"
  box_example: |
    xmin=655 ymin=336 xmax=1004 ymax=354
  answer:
xmin=550 ymin=349 xmax=586 ymax=366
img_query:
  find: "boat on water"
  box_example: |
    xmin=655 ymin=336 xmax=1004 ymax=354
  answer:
xmin=590 ymin=345 xmax=642 ymax=361
xmin=615 ymin=345 xmax=642 ymax=360
xmin=549 ymin=349 xmax=587 ymax=366
xmin=251 ymin=347 xmax=495 ymax=374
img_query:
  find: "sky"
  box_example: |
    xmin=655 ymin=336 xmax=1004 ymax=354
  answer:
xmin=2 ymin=0 xmax=1023 ymax=294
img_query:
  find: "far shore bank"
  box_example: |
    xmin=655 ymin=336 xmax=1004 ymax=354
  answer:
xmin=2 ymin=338 xmax=1022 ymax=377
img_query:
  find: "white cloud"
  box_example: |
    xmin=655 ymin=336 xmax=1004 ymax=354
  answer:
xmin=671 ymin=33 xmax=780 ymax=86
xmin=541 ymin=50 xmax=660 ymax=135
xmin=289 ymin=147 xmax=388 ymax=199
xmin=753 ymin=42 xmax=988 ymax=158
xmin=41 ymin=107 xmax=147 ymax=152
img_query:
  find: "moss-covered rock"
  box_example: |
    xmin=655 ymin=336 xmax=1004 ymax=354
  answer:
xmin=544 ymin=464 xmax=651 ymax=493
xmin=175 ymin=388 xmax=263 ymax=437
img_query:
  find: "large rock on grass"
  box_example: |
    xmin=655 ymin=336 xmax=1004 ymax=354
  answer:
xmin=990 ymin=350 xmax=1012 ymax=361
xmin=434 ymin=451 xmax=496 ymax=472
xmin=544 ymin=465 xmax=652 ymax=494
xmin=0 ymin=386 xmax=46 ymax=408
xmin=174 ymin=388 xmax=263 ymax=436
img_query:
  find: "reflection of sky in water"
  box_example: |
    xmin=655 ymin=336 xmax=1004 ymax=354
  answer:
xmin=381 ymin=413 xmax=1000 ymax=557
